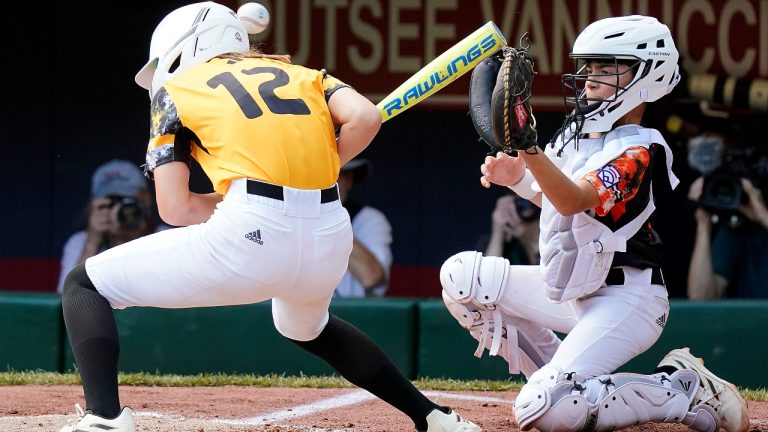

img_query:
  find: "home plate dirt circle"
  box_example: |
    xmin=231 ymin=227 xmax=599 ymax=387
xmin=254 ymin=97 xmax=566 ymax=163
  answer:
xmin=0 ymin=385 xmax=766 ymax=431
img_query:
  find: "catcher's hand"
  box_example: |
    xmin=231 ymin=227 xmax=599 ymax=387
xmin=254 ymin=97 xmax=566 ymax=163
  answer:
xmin=469 ymin=39 xmax=538 ymax=154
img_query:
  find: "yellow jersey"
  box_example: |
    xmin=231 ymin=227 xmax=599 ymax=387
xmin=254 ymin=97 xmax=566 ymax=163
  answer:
xmin=145 ymin=57 xmax=349 ymax=194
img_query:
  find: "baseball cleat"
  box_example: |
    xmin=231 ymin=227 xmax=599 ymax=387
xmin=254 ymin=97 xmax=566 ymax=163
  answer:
xmin=658 ymin=347 xmax=749 ymax=432
xmin=59 ymin=404 xmax=135 ymax=432
xmin=426 ymin=407 xmax=481 ymax=432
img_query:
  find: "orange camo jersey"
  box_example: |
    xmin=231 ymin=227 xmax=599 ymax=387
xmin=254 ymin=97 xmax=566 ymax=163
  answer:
xmin=583 ymin=146 xmax=651 ymax=221
xmin=145 ymin=57 xmax=348 ymax=194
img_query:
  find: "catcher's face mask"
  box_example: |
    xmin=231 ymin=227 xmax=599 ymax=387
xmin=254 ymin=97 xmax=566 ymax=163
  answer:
xmin=561 ymin=57 xmax=642 ymax=118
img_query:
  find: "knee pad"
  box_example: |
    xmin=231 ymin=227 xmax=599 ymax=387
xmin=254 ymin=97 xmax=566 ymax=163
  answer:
xmin=441 ymin=251 xmax=509 ymax=363
xmin=515 ymin=368 xmax=708 ymax=432
xmin=440 ymin=251 xmax=508 ymax=305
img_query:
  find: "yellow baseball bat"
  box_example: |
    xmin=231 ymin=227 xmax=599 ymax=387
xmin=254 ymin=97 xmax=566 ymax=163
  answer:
xmin=377 ymin=21 xmax=507 ymax=123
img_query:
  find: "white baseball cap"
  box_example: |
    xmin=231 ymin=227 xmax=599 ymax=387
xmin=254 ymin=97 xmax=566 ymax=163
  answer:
xmin=91 ymin=159 xmax=147 ymax=198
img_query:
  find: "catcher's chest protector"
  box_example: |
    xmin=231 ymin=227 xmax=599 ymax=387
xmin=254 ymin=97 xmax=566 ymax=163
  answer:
xmin=538 ymin=126 xmax=679 ymax=302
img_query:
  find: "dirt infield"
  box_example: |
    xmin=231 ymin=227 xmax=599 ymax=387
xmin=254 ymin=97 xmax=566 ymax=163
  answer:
xmin=0 ymin=385 xmax=766 ymax=431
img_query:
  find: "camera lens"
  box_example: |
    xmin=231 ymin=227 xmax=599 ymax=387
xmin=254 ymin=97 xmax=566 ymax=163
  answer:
xmin=700 ymin=174 xmax=743 ymax=211
xmin=109 ymin=197 xmax=145 ymax=229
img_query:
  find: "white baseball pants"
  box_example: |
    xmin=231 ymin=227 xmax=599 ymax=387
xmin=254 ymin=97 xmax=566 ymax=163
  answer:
xmin=85 ymin=178 xmax=353 ymax=341
xmin=497 ymin=265 xmax=669 ymax=376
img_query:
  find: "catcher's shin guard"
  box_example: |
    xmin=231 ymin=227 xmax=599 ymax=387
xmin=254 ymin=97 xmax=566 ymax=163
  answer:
xmin=514 ymin=366 xmax=720 ymax=432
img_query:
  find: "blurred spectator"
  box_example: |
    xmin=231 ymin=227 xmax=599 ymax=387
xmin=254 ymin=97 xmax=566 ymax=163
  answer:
xmin=687 ymin=176 xmax=768 ymax=299
xmin=335 ymin=159 xmax=393 ymax=297
xmin=56 ymin=159 xmax=170 ymax=293
xmin=476 ymin=192 xmax=540 ymax=264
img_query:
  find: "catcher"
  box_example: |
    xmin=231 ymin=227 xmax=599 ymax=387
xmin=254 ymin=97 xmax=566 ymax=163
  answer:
xmin=442 ymin=15 xmax=749 ymax=432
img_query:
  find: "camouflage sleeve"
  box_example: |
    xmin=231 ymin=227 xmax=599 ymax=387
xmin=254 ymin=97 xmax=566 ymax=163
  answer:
xmin=144 ymin=88 xmax=192 ymax=180
xmin=582 ymin=146 xmax=651 ymax=217
xmin=321 ymin=69 xmax=351 ymax=102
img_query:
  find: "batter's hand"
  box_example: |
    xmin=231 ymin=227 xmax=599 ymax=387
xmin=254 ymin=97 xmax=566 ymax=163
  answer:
xmin=480 ymin=152 xmax=527 ymax=189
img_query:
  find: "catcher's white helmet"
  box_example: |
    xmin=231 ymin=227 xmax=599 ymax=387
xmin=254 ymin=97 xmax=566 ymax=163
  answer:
xmin=562 ymin=15 xmax=681 ymax=134
xmin=135 ymin=2 xmax=250 ymax=98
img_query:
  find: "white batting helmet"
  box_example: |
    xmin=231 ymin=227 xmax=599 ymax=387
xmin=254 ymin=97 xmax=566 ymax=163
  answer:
xmin=135 ymin=2 xmax=250 ymax=98
xmin=562 ymin=15 xmax=681 ymax=134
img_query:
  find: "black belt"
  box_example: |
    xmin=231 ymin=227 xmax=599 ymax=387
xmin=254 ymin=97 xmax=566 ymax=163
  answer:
xmin=605 ymin=267 xmax=665 ymax=286
xmin=246 ymin=180 xmax=339 ymax=203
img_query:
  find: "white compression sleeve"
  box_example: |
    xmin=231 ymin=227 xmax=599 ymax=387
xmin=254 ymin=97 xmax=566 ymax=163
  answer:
xmin=508 ymin=170 xmax=537 ymax=200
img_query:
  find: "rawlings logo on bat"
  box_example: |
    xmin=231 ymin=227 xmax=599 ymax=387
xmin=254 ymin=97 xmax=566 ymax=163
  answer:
xmin=376 ymin=21 xmax=507 ymax=123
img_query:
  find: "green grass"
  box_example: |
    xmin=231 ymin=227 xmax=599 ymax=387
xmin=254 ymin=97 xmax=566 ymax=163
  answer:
xmin=0 ymin=370 xmax=523 ymax=391
xmin=1 ymin=371 xmax=765 ymax=401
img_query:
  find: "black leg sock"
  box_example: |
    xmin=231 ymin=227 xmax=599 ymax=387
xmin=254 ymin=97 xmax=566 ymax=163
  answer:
xmin=62 ymin=264 xmax=121 ymax=419
xmin=289 ymin=314 xmax=440 ymax=431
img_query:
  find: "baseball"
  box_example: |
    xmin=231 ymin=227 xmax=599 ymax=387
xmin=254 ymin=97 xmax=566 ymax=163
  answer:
xmin=238 ymin=3 xmax=270 ymax=34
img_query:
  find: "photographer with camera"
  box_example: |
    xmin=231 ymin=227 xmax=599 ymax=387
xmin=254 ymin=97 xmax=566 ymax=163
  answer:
xmin=477 ymin=192 xmax=540 ymax=265
xmin=687 ymin=134 xmax=768 ymax=299
xmin=56 ymin=160 xmax=170 ymax=293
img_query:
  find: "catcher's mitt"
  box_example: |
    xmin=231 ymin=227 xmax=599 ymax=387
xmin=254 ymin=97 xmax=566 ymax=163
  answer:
xmin=468 ymin=54 xmax=502 ymax=151
xmin=469 ymin=41 xmax=538 ymax=153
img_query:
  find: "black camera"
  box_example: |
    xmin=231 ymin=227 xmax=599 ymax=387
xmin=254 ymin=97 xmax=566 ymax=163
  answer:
xmin=699 ymin=174 xmax=746 ymax=212
xmin=688 ymin=135 xmax=768 ymax=226
xmin=515 ymin=196 xmax=541 ymax=222
xmin=108 ymin=196 xmax=146 ymax=230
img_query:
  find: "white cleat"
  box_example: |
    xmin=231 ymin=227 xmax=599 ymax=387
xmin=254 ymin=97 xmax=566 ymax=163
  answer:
xmin=59 ymin=404 xmax=135 ymax=432
xmin=426 ymin=408 xmax=482 ymax=432
xmin=658 ymin=348 xmax=749 ymax=432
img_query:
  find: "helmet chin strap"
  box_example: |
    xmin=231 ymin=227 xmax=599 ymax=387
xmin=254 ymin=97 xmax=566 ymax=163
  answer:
xmin=552 ymin=117 xmax=579 ymax=157
xmin=552 ymin=99 xmax=603 ymax=156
